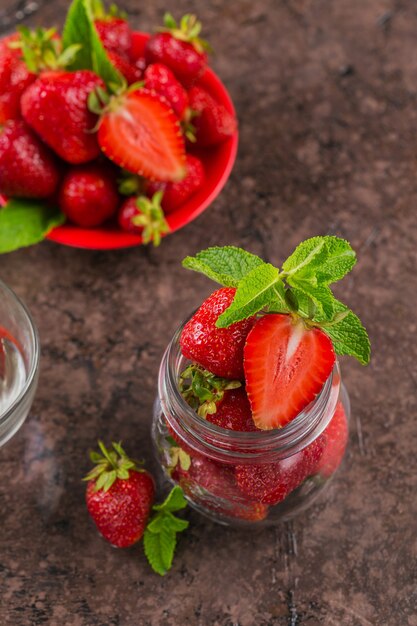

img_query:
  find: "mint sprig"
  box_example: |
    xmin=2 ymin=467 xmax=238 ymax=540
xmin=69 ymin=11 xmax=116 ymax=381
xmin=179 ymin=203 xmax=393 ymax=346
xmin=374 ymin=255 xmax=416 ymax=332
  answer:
xmin=183 ymin=236 xmax=370 ymax=365
xmin=143 ymin=486 xmax=189 ymax=576
xmin=0 ymin=200 xmax=65 ymax=254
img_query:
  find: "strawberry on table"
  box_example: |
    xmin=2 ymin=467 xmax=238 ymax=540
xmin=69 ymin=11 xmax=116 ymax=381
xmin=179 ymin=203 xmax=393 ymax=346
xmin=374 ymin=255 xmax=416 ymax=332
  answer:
xmin=84 ymin=441 xmax=155 ymax=548
xmin=315 ymin=402 xmax=349 ymax=478
xmin=21 ymin=70 xmax=105 ymax=164
xmin=0 ymin=34 xmax=35 ymax=124
xmin=59 ymin=163 xmax=120 ymax=227
xmin=244 ymin=314 xmax=336 ymax=430
xmin=97 ymin=89 xmax=186 ymax=181
xmin=144 ymin=63 xmax=189 ymax=120
xmin=145 ymin=13 xmax=209 ymax=88
xmin=188 ymin=86 xmax=237 ymax=147
xmin=118 ymin=191 xmax=169 ymax=245
xmin=146 ymin=154 xmax=205 ymax=214
xmin=0 ymin=120 xmax=60 ymax=198
xmin=180 ymin=287 xmax=257 ymax=380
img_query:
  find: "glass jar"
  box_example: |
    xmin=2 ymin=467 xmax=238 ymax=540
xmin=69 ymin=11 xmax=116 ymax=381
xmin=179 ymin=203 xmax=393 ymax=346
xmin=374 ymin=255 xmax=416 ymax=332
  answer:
xmin=152 ymin=317 xmax=350 ymax=527
xmin=0 ymin=279 xmax=40 ymax=447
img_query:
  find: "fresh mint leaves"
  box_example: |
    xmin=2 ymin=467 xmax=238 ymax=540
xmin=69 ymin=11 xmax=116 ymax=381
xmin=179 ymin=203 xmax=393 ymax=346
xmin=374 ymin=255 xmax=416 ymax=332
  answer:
xmin=143 ymin=486 xmax=189 ymax=576
xmin=0 ymin=200 xmax=65 ymax=254
xmin=183 ymin=237 xmax=370 ymax=365
xmin=62 ymin=0 xmax=123 ymax=87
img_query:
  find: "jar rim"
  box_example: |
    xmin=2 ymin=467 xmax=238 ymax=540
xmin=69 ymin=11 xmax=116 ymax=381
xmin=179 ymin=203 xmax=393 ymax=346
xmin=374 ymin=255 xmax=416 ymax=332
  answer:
xmin=158 ymin=314 xmax=341 ymax=461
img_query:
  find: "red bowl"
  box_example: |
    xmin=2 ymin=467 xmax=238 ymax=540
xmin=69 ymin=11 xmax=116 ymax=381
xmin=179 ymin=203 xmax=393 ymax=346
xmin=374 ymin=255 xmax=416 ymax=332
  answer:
xmin=39 ymin=31 xmax=238 ymax=250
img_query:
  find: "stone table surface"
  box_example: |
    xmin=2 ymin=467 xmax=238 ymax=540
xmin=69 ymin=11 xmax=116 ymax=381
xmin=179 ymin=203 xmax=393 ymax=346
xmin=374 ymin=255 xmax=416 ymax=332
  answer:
xmin=1 ymin=1 xmax=416 ymax=625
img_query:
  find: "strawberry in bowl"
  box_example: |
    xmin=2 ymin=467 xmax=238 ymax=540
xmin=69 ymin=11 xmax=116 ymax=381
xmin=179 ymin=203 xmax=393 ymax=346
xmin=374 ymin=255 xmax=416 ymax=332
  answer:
xmin=152 ymin=237 xmax=371 ymax=526
xmin=0 ymin=3 xmax=238 ymax=254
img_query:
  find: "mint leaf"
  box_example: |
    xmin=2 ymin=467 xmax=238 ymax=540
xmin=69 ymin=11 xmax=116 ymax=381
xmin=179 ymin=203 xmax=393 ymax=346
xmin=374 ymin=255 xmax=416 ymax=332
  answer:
xmin=62 ymin=0 xmax=123 ymax=86
xmin=182 ymin=246 xmax=265 ymax=288
xmin=316 ymin=237 xmax=356 ymax=283
xmin=289 ymin=281 xmax=335 ymax=320
xmin=0 ymin=200 xmax=65 ymax=254
xmin=283 ymin=236 xmax=356 ymax=285
xmin=323 ymin=301 xmax=370 ymax=365
xmin=143 ymin=486 xmax=189 ymax=576
xmin=282 ymin=237 xmax=328 ymax=277
xmin=216 ymin=264 xmax=286 ymax=328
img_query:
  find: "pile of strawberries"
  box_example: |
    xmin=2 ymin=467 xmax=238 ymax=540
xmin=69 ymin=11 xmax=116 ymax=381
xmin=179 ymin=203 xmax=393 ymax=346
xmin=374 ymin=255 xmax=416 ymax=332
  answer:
xmin=0 ymin=5 xmax=237 ymax=243
xmin=166 ymin=287 xmax=349 ymax=522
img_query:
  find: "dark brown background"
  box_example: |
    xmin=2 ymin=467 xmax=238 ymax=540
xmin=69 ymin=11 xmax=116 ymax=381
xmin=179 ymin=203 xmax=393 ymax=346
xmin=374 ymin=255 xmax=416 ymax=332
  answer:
xmin=0 ymin=1 xmax=416 ymax=625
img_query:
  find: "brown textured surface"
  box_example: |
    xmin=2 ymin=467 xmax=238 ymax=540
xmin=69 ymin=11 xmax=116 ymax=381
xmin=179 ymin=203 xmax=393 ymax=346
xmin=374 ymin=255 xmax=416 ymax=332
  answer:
xmin=1 ymin=1 xmax=417 ymax=625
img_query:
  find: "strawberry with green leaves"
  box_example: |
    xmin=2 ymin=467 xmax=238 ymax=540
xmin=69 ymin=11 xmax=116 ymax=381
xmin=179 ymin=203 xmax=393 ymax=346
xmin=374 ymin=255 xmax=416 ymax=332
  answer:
xmin=0 ymin=34 xmax=35 ymax=124
xmin=91 ymin=0 xmax=132 ymax=59
xmin=118 ymin=191 xmax=170 ymax=246
xmin=145 ymin=13 xmax=210 ymax=88
xmin=182 ymin=239 xmax=370 ymax=430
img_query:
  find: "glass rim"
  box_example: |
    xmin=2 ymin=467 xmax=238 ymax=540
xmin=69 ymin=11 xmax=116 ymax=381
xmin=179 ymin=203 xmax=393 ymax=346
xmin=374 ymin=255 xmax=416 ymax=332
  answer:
xmin=0 ymin=278 xmax=40 ymax=425
xmin=159 ymin=313 xmax=340 ymax=459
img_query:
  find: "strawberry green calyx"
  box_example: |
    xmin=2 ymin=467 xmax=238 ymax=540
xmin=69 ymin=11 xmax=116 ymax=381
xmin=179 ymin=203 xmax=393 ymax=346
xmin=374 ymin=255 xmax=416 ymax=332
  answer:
xmin=91 ymin=0 xmax=127 ymax=20
xmin=144 ymin=486 xmax=189 ymax=576
xmin=161 ymin=13 xmax=212 ymax=54
xmin=166 ymin=439 xmax=191 ymax=476
xmin=182 ymin=237 xmax=371 ymax=366
xmin=131 ymin=192 xmax=170 ymax=247
xmin=9 ymin=26 xmax=81 ymax=72
xmin=118 ymin=171 xmax=145 ymax=196
xmin=83 ymin=440 xmax=142 ymax=492
xmin=179 ymin=364 xmax=241 ymax=418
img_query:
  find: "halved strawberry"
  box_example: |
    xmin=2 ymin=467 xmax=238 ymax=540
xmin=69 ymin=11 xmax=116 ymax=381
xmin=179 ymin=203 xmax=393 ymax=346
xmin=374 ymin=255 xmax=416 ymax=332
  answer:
xmin=244 ymin=314 xmax=335 ymax=430
xmin=98 ymin=89 xmax=186 ymax=182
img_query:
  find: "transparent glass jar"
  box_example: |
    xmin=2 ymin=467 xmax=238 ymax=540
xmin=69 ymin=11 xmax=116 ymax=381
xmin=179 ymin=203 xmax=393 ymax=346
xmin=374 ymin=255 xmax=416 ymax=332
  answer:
xmin=152 ymin=317 xmax=350 ymax=527
xmin=0 ymin=279 xmax=40 ymax=447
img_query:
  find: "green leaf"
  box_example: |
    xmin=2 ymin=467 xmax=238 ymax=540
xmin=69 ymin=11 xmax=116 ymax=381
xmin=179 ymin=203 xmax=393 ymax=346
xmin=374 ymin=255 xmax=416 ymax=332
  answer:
xmin=316 ymin=237 xmax=356 ymax=284
xmin=216 ymin=263 xmax=283 ymax=328
xmin=153 ymin=485 xmax=188 ymax=513
xmin=143 ymin=527 xmax=169 ymax=576
xmin=288 ymin=280 xmax=335 ymax=320
xmin=182 ymin=246 xmax=265 ymax=288
xmin=323 ymin=301 xmax=370 ymax=365
xmin=62 ymin=0 xmax=123 ymax=87
xmin=283 ymin=236 xmax=356 ymax=285
xmin=282 ymin=237 xmax=328 ymax=277
xmin=0 ymin=200 xmax=65 ymax=254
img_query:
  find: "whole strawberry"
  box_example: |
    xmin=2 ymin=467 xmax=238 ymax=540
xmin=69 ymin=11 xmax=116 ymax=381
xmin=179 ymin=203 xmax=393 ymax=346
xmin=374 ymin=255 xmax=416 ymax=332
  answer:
xmin=146 ymin=154 xmax=205 ymax=215
xmin=0 ymin=34 xmax=35 ymax=124
xmin=0 ymin=120 xmax=60 ymax=198
xmin=145 ymin=13 xmax=209 ymax=88
xmin=144 ymin=63 xmax=189 ymax=119
xmin=93 ymin=0 xmax=132 ymax=58
xmin=188 ymin=86 xmax=237 ymax=147
xmin=85 ymin=441 xmax=155 ymax=548
xmin=59 ymin=163 xmax=120 ymax=228
xmin=21 ymin=70 xmax=105 ymax=164
xmin=180 ymin=287 xmax=256 ymax=380
xmin=107 ymin=51 xmax=142 ymax=85
xmin=315 ymin=402 xmax=348 ymax=478
xmin=118 ymin=192 xmax=170 ymax=246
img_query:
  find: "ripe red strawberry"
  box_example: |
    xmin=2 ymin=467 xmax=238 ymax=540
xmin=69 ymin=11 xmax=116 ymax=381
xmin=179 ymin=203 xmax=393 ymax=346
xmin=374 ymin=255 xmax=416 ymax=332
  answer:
xmin=188 ymin=86 xmax=237 ymax=147
xmin=180 ymin=288 xmax=256 ymax=380
xmin=21 ymin=70 xmax=104 ymax=164
xmin=118 ymin=192 xmax=169 ymax=245
xmin=315 ymin=402 xmax=348 ymax=478
xmin=144 ymin=63 xmax=189 ymax=119
xmin=235 ymin=438 xmax=325 ymax=505
xmin=107 ymin=51 xmax=142 ymax=85
xmin=206 ymin=387 xmax=259 ymax=433
xmin=145 ymin=14 xmax=208 ymax=88
xmin=94 ymin=4 xmax=132 ymax=59
xmin=0 ymin=34 xmax=35 ymax=124
xmin=146 ymin=154 xmax=205 ymax=215
xmin=98 ymin=89 xmax=186 ymax=182
xmin=244 ymin=314 xmax=335 ymax=429
xmin=59 ymin=163 xmax=119 ymax=228
xmin=85 ymin=441 xmax=155 ymax=548
xmin=0 ymin=120 xmax=60 ymax=198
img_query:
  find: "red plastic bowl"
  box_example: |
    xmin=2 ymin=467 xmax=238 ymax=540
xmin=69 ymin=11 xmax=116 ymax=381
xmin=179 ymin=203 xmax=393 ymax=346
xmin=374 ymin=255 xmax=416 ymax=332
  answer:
xmin=38 ymin=31 xmax=238 ymax=250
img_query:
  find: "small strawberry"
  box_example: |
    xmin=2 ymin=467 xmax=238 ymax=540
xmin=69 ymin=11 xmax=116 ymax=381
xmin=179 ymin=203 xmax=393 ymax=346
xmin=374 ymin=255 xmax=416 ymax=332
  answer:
xmin=97 ymin=89 xmax=186 ymax=181
xmin=244 ymin=314 xmax=336 ymax=429
xmin=93 ymin=0 xmax=132 ymax=59
xmin=0 ymin=120 xmax=60 ymax=198
xmin=0 ymin=34 xmax=35 ymax=124
xmin=188 ymin=86 xmax=237 ymax=147
xmin=145 ymin=13 xmax=209 ymax=88
xmin=84 ymin=441 xmax=155 ymax=548
xmin=118 ymin=191 xmax=170 ymax=245
xmin=107 ymin=51 xmax=142 ymax=85
xmin=146 ymin=154 xmax=205 ymax=215
xmin=59 ymin=163 xmax=120 ymax=228
xmin=180 ymin=287 xmax=256 ymax=380
xmin=21 ymin=70 xmax=105 ymax=164
xmin=144 ymin=63 xmax=189 ymax=119
xmin=315 ymin=402 xmax=348 ymax=478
